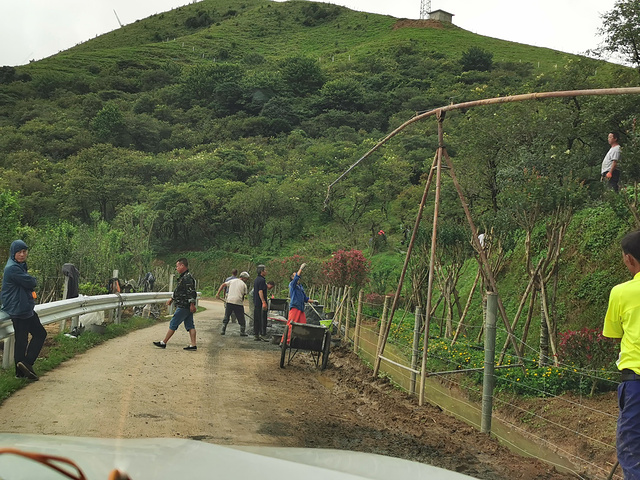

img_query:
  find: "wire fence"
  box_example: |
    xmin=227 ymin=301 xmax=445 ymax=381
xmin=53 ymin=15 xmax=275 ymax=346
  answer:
xmin=315 ymin=285 xmax=620 ymax=479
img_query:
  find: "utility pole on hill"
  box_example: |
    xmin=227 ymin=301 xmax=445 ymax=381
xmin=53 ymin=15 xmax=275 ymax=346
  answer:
xmin=113 ymin=9 xmax=123 ymax=28
xmin=420 ymin=0 xmax=432 ymax=20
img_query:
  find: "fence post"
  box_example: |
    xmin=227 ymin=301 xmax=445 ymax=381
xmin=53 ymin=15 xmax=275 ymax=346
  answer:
xmin=336 ymin=287 xmax=343 ymax=335
xmin=354 ymin=290 xmax=363 ymax=353
xmin=410 ymin=306 xmax=422 ymax=395
xmin=344 ymin=287 xmax=352 ymax=342
xmin=329 ymin=285 xmax=338 ymax=312
xmin=481 ymin=292 xmax=498 ymax=434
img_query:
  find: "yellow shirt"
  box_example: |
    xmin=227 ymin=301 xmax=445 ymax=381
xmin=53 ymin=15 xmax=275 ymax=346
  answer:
xmin=603 ymin=272 xmax=640 ymax=374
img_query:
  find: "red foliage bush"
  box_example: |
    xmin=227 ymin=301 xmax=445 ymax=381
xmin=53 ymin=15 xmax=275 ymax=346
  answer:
xmin=557 ymin=327 xmax=619 ymax=370
xmin=322 ymin=249 xmax=370 ymax=288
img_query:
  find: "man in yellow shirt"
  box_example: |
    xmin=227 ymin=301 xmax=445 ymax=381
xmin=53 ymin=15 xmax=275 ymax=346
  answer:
xmin=603 ymin=230 xmax=640 ymax=479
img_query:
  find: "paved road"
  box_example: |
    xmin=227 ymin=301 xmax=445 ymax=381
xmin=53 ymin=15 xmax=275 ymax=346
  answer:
xmin=0 ymin=299 xmax=318 ymax=445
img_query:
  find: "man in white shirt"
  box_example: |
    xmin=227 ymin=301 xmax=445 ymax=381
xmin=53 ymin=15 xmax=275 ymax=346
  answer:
xmin=217 ymin=271 xmax=250 ymax=336
xmin=601 ymin=132 xmax=621 ymax=193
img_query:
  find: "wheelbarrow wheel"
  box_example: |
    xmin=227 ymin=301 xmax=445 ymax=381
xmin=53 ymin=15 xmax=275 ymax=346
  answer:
xmin=321 ymin=330 xmax=331 ymax=370
xmin=280 ymin=337 xmax=287 ymax=368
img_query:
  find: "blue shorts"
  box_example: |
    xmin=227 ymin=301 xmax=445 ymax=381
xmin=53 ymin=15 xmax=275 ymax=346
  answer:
xmin=617 ymin=380 xmax=640 ymax=480
xmin=169 ymin=307 xmax=194 ymax=331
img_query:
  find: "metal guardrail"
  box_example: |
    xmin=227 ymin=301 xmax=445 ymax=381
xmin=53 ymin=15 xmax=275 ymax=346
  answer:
xmin=0 ymin=292 xmax=172 ymax=342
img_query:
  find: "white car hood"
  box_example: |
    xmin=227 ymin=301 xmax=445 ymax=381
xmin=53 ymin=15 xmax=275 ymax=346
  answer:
xmin=0 ymin=434 xmax=476 ymax=479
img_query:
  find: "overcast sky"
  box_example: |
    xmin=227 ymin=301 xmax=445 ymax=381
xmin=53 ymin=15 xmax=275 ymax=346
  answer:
xmin=0 ymin=0 xmax=618 ymax=67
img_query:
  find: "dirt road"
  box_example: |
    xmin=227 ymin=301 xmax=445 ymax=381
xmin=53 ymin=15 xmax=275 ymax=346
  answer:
xmin=0 ymin=300 xmax=575 ymax=479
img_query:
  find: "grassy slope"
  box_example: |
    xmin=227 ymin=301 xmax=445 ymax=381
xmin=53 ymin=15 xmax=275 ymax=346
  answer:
xmin=10 ymin=0 xmax=625 ymax=339
xmin=24 ymin=0 xmax=592 ymax=78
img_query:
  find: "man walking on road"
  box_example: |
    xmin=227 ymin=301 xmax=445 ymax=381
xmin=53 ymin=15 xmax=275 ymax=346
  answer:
xmin=153 ymin=257 xmax=198 ymax=350
xmin=217 ymin=271 xmax=250 ymax=336
xmin=1 ymin=240 xmax=46 ymax=380
xmin=603 ymin=230 xmax=640 ymax=479
xmin=253 ymin=265 xmax=269 ymax=342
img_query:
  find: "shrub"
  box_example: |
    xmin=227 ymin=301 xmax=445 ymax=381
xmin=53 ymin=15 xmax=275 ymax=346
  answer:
xmin=558 ymin=327 xmax=619 ymax=370
xmin=322 ymin=249 xmax=370 ymax=288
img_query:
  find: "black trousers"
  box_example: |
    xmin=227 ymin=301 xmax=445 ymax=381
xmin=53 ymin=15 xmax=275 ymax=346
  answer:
xmin=253 ymin=305 xmax=267 ymax=336
xmin=223 ymin=303 xmax=246 ymax=329
xmin=602 ymin=170 xmax=620 ymax=192
xmin=12 ymin=312 xmax=47 ymax=372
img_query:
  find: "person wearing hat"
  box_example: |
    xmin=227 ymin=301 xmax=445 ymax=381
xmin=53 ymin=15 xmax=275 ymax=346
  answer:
xmin=217 ymin=271 xmax=250 ymax=336
xmin=1 ymin=239 xmax=47 ymax=380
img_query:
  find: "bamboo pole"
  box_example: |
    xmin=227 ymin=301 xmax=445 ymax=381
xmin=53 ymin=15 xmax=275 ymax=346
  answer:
xmin=451 ymin=268 xmax=480 ymax=345
xmin=376 ymin=296 xmax=391 ymax=361
xmin=372 ymin=151 xmax=438 ymax=377
xmin=419 ymin=112 xmax=445 ymax=406
xmin=354 ymin=289 xmax=363 ymax=353
xmin=540 ymin=281 xmax=559 ymax=366
xmin=324 ymin=87 xmax=640 ymax=208
xmin=497 ymin=259 xmax=543 ymax=364
xmin=442 ymin=149 xmax=525 ymax=367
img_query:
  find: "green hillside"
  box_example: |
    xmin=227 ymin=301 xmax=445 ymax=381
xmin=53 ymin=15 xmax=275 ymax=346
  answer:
xmin=1 ymin=0 xmax=640 ymax=346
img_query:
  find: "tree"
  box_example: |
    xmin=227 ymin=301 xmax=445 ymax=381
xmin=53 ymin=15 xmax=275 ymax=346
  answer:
xmin=0 ymin=189 xmax=20 ymax=260
xmin=280 ymin=56 xmax=325 ymax=96
xmin=460 ymin=46 xmax=493 ymax=72
xmin=598 ymin=0 xmax=640 ymax=69
xmin=92 ymin=103 xmax=126 ymax=144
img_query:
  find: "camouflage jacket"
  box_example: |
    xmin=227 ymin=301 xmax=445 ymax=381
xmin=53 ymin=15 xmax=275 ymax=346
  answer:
xmin=173 ymin=270 xmax=196 ymax=309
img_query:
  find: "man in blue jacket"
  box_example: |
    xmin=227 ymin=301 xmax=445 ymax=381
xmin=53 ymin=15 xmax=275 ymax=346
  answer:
xmin=1 ymin=240 xmax=47 ymax=380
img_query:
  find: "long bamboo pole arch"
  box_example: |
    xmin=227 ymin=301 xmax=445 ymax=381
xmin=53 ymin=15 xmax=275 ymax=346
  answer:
xmin=324 ymin=87 xmax=640 ymax=208
xmin=324 ymin=87 xmax=640 ymax=404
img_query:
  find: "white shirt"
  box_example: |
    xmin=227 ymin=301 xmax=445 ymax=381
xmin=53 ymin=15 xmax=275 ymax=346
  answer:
xmin=226 ymin=278 xmax=248 ymax=305
xmin=601 ymin=145 xmax=621 ymax=174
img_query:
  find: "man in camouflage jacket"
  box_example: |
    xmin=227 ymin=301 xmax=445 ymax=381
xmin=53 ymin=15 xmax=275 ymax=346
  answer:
xmin=153 ymin=257 xmax=198 ymax=350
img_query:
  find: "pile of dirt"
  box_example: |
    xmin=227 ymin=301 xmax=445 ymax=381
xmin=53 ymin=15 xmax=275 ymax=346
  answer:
xmin=313 ymin=346 xmax=576 ymax=479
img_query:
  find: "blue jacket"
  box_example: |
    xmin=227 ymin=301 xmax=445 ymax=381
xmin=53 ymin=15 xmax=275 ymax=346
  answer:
xmin=289 ymin=273 xmax=309 ymax=312
xmin=1 ymin=240 xmax=37 ymax=319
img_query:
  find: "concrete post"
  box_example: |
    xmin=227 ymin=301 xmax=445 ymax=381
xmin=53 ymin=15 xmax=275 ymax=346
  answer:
xmin=481 ymin=292 xmax=498 ymax=434
xmin=410 ymin=306 xmax=422 ymax=395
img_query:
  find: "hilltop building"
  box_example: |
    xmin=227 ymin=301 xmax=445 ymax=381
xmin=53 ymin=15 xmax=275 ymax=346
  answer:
xmin=429 ymin=9 xmax=454 ymax=23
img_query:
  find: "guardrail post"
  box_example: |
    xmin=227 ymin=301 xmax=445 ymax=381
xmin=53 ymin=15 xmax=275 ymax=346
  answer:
xmin=2 ymin=337 xmax=14 ymax=369
xmin=60 ymin=275 xmax=69 ymax=332
xmin=168 ymin=274 xmax=175 ymax=315
xmin=481 ymin=291 xmax=498 ymax=434
xmin=410 ymin=306 xmax=422 ymax=395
